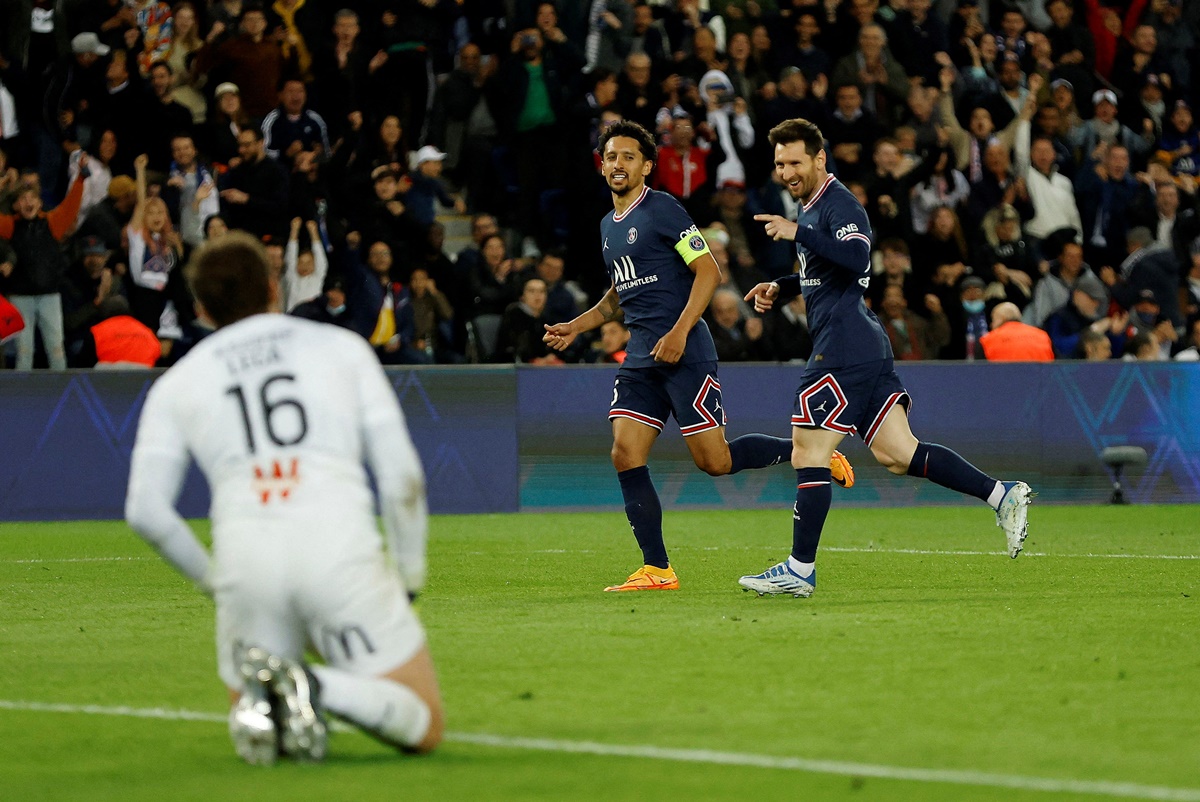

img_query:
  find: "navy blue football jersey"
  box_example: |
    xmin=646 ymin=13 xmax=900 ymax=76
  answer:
xmin=776 ymin=174 xmax=892 ymax=368
xmin=599 ymin=187 xmax=718 ymax=368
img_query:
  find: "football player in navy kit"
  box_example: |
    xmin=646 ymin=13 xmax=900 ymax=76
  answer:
xmin=740 ymin=118 xmax=1034 ymax=598
xmin=543 ymin=120 xmax=853 ymax=592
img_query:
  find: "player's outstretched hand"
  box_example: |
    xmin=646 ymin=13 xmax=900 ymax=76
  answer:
xmin=651 ymin=327 xmax=687 ymax=364
xmin=543 ymin=322 xmax=577 ymax=351
xmin=744 ymin=281 xmax=780 ymax=313
xmin=753 ymin=214 xmax=798 ymax=242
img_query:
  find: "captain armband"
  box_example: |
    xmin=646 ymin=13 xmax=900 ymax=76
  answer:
xmin=674 ymin=225 xmax=711 ymax=264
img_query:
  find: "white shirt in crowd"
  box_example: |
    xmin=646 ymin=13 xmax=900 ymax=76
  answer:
xmin=283 ymin=238 xmax=329 ymax=312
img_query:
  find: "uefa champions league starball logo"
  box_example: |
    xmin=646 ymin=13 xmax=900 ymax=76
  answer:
xmin=627 ymin=227 xmax=638 ymax=244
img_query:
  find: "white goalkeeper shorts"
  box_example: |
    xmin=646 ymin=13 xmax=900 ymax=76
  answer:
xmin=212 ymin=524 xmax=426 ymax=690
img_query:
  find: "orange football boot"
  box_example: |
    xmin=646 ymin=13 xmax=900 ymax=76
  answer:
xmin=604 ymin=564 xmax=680 ymax=592
xmin=830 ymin=449 xmax=855 ymax=488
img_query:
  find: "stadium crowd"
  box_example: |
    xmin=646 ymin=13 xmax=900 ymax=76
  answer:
xmin=2 ymin=0 xmax=1200 ymax=369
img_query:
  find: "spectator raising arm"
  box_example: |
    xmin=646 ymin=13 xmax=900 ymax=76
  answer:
xmin=282 ymin=217 xmax=328 ymax=312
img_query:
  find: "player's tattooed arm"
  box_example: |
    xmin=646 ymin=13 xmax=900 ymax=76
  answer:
xmin=544 ymin=286 xmax=623 ymax=351
xmin=596 ymin=287 xmax=624 ymax=323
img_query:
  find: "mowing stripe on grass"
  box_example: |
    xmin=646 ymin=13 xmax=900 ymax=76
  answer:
xmin=2 ymin=699 xmax=1197 ymax=801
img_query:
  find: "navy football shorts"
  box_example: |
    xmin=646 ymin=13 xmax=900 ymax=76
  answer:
xmin=791 ymin=358 xmax=911 ymax=447
xmin=609 ymin=361 xmax=726 ymax=436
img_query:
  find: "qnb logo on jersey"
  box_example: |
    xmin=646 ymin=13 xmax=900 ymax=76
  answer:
xmin=834 ymin=221 xmax=871 ymax=255
xmin=678 ymin=224 xmax=706 ymax=252
xmin=252 ymin=458 xmax=300 ymax=505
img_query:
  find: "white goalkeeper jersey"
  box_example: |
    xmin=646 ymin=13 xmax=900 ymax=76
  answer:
xmin=126 ymin=313 xmax=428 ymax=591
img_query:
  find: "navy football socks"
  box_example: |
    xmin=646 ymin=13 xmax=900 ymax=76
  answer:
xmin=906 ymin=442 xmax=996 ymax=502
xmin=728 ymin=434 xmax=792 ymax=474
xmin=617 ymin=466 xmax=668 ymax=569
xmin=791 ymin=467 xmax=833 ymax=563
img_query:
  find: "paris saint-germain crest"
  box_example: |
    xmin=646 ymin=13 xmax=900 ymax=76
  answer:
xmin=627 ymin=227 xmax=638 ymax=244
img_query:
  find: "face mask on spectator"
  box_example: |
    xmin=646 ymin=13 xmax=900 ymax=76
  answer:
xmin=963 ymin=299 xmax=985 ymax=314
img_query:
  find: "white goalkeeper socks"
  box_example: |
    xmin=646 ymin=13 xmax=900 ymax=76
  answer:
xmin=309 ymin=665 xmax=431 ymax=748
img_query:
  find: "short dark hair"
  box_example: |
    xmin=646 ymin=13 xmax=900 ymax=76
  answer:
xmin=587 ymin=67 xmax=615 ymax=88
xmin=878 ymin=237 xmax=909 ymax=256
xmin=597 ymin=119 xmax=657 ymax=163
xmin=1126 ymin=331 xmax=1157 ymax=357
xmin=767 ymin=118 xmax=824 ymax=156
xmin=98 ymin=296 xmax=131 ymax=319
xmin=185 ymin=231 xmax=272 ymax=328
xmin=238 ymin=126 xmax=265 ymax=142
xmin=203 ymin=213 xmax=226 ymax=234
xmin=150 ymin=61 xmax=173 ymax=75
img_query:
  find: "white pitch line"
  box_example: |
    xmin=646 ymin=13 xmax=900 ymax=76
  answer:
xmin=1 ymin=700 xmax=1197 ymax=801
xmin=521 ymin=547 xmax=1200 ymax=560
xmin=821 ymin=546 xmax=1200 ymax=561
xmin=1 ymin=556 xmax=153 ymax=564
xmin=0 ymin=700 xmax=224 ymax=723
xmin=448 ymin=733 xmax=1200 ymax=802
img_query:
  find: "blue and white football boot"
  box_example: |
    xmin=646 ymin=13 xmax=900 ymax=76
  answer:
xmin=738 ymin=561 xmax=816 ymax=597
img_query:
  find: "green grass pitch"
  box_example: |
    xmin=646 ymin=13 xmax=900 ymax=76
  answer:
xmin=1 ymin=506 xmax=1198 ymax=801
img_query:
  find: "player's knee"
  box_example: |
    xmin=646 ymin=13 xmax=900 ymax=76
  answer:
xmin=611 ymin=443 xmax=641 ymax=472
xmin=790 ymin=445 xmax=828 ymax=469
xmin=693 ymin=451 xmax=731 ymax=476
xmin=872 ymin=445 xmax=910 ymax=475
